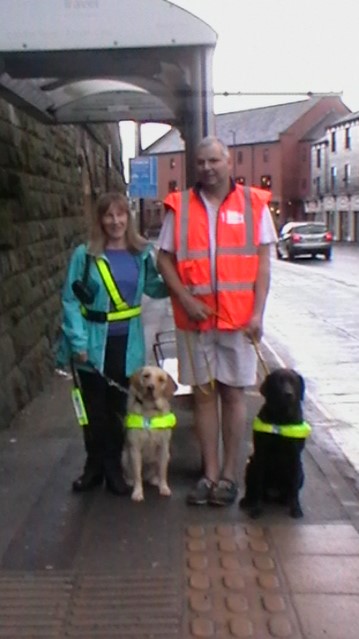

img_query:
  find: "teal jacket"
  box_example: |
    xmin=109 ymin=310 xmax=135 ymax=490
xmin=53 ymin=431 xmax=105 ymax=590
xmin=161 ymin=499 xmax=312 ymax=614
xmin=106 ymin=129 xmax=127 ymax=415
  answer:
xmin=56 ymin=243 xmax=168 ymax=376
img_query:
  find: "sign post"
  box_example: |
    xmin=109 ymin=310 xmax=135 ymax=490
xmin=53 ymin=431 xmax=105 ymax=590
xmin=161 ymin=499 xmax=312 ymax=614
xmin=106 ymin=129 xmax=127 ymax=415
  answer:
xmin=129 ymin=156 xmax=158 ymax=198
xmin=129 ymin=157 xmax=158 ymax=235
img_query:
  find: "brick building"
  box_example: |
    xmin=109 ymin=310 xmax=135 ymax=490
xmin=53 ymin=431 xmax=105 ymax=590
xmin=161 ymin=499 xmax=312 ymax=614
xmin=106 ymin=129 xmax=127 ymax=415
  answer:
xmin=142 ymin=96 xmax=350 ymax=230
xmin=306 ymin=111 xmax=359 ymax=242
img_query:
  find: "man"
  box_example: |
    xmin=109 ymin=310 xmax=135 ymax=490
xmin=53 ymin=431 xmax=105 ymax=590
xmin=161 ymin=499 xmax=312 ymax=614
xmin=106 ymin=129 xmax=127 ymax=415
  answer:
xmin=157 ymin=136 xmax=277 ymax=506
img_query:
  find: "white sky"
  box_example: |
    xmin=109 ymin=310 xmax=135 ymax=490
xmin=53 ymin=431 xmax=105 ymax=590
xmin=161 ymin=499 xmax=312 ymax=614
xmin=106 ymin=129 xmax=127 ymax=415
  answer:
xmin=121 ymin=0 xmax=359 ymax=180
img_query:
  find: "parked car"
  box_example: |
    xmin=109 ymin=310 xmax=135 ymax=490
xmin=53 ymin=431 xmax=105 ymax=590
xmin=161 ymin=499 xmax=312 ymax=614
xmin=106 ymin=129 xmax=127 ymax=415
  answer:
xmin=276 ymin=222 xmax=333 ymax=261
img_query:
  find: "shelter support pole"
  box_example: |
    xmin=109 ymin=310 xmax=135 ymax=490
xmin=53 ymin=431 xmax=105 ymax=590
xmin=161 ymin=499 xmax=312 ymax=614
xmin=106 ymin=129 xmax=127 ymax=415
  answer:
xmin=183 ymin=47 xmax=215 ymax=187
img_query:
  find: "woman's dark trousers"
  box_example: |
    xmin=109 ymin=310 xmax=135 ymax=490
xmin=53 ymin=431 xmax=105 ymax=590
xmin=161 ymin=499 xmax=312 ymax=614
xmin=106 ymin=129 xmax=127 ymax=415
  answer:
xmin=73 ymin=335 xmax=129 ymax=494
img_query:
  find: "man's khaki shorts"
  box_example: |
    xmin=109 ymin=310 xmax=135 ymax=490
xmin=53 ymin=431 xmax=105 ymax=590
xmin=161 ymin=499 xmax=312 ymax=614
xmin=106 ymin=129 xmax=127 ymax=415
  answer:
xmin=175 ymin=328 xmax=257 ymax=388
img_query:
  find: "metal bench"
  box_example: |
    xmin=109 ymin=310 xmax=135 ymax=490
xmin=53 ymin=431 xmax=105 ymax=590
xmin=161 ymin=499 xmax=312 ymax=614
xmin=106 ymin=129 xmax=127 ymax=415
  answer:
xmin=153 ymin=329 xmax=193 ymax=411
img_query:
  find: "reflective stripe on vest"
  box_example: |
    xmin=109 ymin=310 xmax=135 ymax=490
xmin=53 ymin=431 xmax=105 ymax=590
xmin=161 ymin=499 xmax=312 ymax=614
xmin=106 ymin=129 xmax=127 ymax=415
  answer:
xmin=253 ymin=416 xmax=312 ymax=439
xmin=124 ymin=412 xmax=177 ymax=429
xmin=81 ymin=257 xmax=141 ymax=322
xmin=178 ymin=187 xmax=256 ymax=264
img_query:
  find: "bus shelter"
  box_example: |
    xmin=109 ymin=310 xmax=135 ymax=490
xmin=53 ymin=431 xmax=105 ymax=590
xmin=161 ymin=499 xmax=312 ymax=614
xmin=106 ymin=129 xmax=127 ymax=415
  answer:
xmin=0 ymin=0 xmax=217 ymax=183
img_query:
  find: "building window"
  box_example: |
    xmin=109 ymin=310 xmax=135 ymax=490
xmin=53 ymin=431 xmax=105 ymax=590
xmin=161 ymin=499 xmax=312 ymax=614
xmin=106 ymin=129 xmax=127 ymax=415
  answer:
xmin=235 ymin=176 xmax=246 ymax=185
xmin=316 ymin=148 xmax=321 ymax=168
xmin=344 ymin=163 xmax=351 ymax=185
xmin=168 ymin=180 xmax=178 ymax=192
xmin=331 ymin=131 xmax=336 ymax=152
xmin=260 ymin=175 xmax=272 ymax=190
xmin=315 ymin=176 xmax=321 ymax=196
xmin=345 ymin=127 xmax=351 ymax=150
xmin=237 ymin=150 xmax=243 ymax=164
xmin=263 ymin=148 xmax=269 ymax=163
xmin=330 ymin=166 xmax=337 ymax=191
xmin=169 ymin=157 xmax=175 ymax=169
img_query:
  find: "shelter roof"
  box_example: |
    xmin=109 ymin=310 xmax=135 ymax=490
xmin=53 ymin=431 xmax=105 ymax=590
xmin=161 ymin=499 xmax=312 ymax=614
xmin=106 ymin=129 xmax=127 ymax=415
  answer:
xmin=0 ymin=0 xmax=216 ymax=125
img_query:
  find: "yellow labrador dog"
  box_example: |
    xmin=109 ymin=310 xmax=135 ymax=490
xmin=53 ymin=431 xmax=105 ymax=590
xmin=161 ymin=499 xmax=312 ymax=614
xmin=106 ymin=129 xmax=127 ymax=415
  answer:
xmin=122 ymin=366 xmax=177 ymax=502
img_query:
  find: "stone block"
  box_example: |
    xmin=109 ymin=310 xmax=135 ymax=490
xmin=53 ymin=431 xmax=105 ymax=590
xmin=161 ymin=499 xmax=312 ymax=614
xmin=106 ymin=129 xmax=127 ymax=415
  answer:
xmin=0 ymin=333 xmax=16 ymax=377
xmin=0 ymin=199 xmax=16 ymax=249
xmin=5 ymin=367 xmax=30 ymax=414
xmin=0 ymin=120 xmax=13 ymax=144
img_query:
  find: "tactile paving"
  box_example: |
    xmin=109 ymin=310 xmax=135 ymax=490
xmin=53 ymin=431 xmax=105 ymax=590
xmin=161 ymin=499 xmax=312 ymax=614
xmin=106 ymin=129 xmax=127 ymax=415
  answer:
xmin=185 ymin=524 xmax=302 ymax=638
xmin=0 ymin=572 xmax=182 ymax=638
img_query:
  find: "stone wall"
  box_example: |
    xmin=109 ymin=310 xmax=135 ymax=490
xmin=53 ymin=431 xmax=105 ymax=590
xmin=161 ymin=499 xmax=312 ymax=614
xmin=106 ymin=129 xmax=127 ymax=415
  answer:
xmin=0 ymin=98 xmax=125 ymax=429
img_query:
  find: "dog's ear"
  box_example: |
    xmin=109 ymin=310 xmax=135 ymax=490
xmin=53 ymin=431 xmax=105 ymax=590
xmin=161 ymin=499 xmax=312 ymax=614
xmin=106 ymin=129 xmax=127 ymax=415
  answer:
xmin=164 ymin=373 xmax=178 ymax=399
xmin=129 ymin=369 xmax=143 ymax=394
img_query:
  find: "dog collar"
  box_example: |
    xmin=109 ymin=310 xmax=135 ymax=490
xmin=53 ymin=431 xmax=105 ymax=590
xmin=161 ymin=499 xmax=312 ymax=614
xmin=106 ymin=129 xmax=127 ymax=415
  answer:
xmin=253 ymin=416 xmax=312 ymax=439
xmin=125 ymin=412 xmax=177 ymax=430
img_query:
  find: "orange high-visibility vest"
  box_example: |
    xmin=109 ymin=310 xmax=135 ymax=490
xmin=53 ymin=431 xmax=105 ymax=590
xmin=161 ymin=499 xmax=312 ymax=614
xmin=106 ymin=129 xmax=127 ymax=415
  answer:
xmin=163 ymin=184 xmax=272 ymax=331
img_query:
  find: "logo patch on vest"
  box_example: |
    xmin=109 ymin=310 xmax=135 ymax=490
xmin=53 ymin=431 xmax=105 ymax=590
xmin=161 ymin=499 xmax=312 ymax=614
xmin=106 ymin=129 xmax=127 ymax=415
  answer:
xmin=225 ymin=210 xmax=244 ymax=225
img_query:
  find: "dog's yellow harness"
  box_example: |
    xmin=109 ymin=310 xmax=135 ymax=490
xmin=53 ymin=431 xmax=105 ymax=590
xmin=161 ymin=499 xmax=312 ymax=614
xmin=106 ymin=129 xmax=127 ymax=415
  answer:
xmin=124 ymin=413 xmax=177 ymax=430
xmin=253 ymin=417 xmax=312 ymax=438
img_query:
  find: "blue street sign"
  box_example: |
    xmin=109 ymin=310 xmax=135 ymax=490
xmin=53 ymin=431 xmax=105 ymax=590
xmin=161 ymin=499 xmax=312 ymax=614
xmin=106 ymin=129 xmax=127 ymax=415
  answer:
xmin=129 ymin=156 xmax=158 ymax=198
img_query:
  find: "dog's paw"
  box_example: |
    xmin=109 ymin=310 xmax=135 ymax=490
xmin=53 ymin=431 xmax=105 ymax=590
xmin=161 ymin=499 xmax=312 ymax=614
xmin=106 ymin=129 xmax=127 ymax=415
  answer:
xmin=159 ymin=483 xmax=171 ymax=497
xmin=131 ymin=487 xmax=144 ymax=502
xmin=239 ymin=497 xmax=263 ymax=518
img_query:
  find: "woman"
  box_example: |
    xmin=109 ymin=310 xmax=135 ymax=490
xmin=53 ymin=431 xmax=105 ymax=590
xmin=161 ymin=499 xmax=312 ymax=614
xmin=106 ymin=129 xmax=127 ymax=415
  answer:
xmin=57 ymin=192 xmax=168 ymax=495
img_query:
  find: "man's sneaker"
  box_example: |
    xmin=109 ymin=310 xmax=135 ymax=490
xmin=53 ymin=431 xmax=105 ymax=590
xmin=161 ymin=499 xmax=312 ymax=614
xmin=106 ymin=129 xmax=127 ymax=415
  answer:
xmin=187 ymin=477 xmax=216 ymax=505
xmin=209 ymin=478 xmax=238 ymax=506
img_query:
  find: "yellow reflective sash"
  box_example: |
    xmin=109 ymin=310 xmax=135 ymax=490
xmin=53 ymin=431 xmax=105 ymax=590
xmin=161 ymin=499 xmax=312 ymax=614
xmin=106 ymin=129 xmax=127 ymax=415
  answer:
xmin=125 ymin=412 xmax=177 ymax=430
xmin=81 ymin=257 xmax=141 ymax=322
xmin=253 ymin=416 xmax=311 ymax=439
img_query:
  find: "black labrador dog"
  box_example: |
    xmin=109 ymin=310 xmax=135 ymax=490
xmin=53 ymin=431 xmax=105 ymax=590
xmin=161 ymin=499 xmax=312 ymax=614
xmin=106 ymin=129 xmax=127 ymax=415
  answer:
xmin=239 ymin=368 xmax=311 ymax=519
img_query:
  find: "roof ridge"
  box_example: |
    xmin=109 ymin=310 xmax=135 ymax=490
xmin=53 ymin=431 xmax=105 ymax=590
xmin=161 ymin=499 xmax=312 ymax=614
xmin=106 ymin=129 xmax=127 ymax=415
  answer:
xmin=215 ymin=97 xmax=319 ymax=118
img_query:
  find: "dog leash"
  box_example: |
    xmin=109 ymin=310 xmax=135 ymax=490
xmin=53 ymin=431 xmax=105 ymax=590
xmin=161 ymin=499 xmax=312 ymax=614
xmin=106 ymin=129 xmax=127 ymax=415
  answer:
xmin=251 ymin=337 xmax=271 ymax=377
xmin=184 ymin=310 xmax=270 ymax=392
xmin=76 ymin=360 xmax=130 ymax=395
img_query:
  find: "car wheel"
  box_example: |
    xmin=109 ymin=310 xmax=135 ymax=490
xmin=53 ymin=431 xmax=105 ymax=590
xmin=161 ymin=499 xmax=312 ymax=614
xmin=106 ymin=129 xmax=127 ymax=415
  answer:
xmin=288 ymin=250 xmax=295 ymax=261
xmin=324 ymin=249 xmax=332 ymax=261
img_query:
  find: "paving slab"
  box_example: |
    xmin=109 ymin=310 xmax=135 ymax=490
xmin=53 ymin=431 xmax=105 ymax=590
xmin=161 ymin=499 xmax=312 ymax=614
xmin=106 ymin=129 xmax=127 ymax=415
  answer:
xmin=292 ymin=594 xmax=359 ymax=639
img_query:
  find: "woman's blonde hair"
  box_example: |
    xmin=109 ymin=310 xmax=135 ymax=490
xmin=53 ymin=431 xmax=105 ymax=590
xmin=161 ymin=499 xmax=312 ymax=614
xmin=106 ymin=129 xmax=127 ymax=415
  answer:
xmin=88 ymin=192 xmax=148 ymax=255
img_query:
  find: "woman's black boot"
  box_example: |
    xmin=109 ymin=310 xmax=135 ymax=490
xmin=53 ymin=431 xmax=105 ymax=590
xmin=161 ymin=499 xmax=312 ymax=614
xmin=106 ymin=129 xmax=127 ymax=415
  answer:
xmin=72 ymin=467 xmax=104 ymax=492
xmin=104 ymin=459 xmax=129 ymax=495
